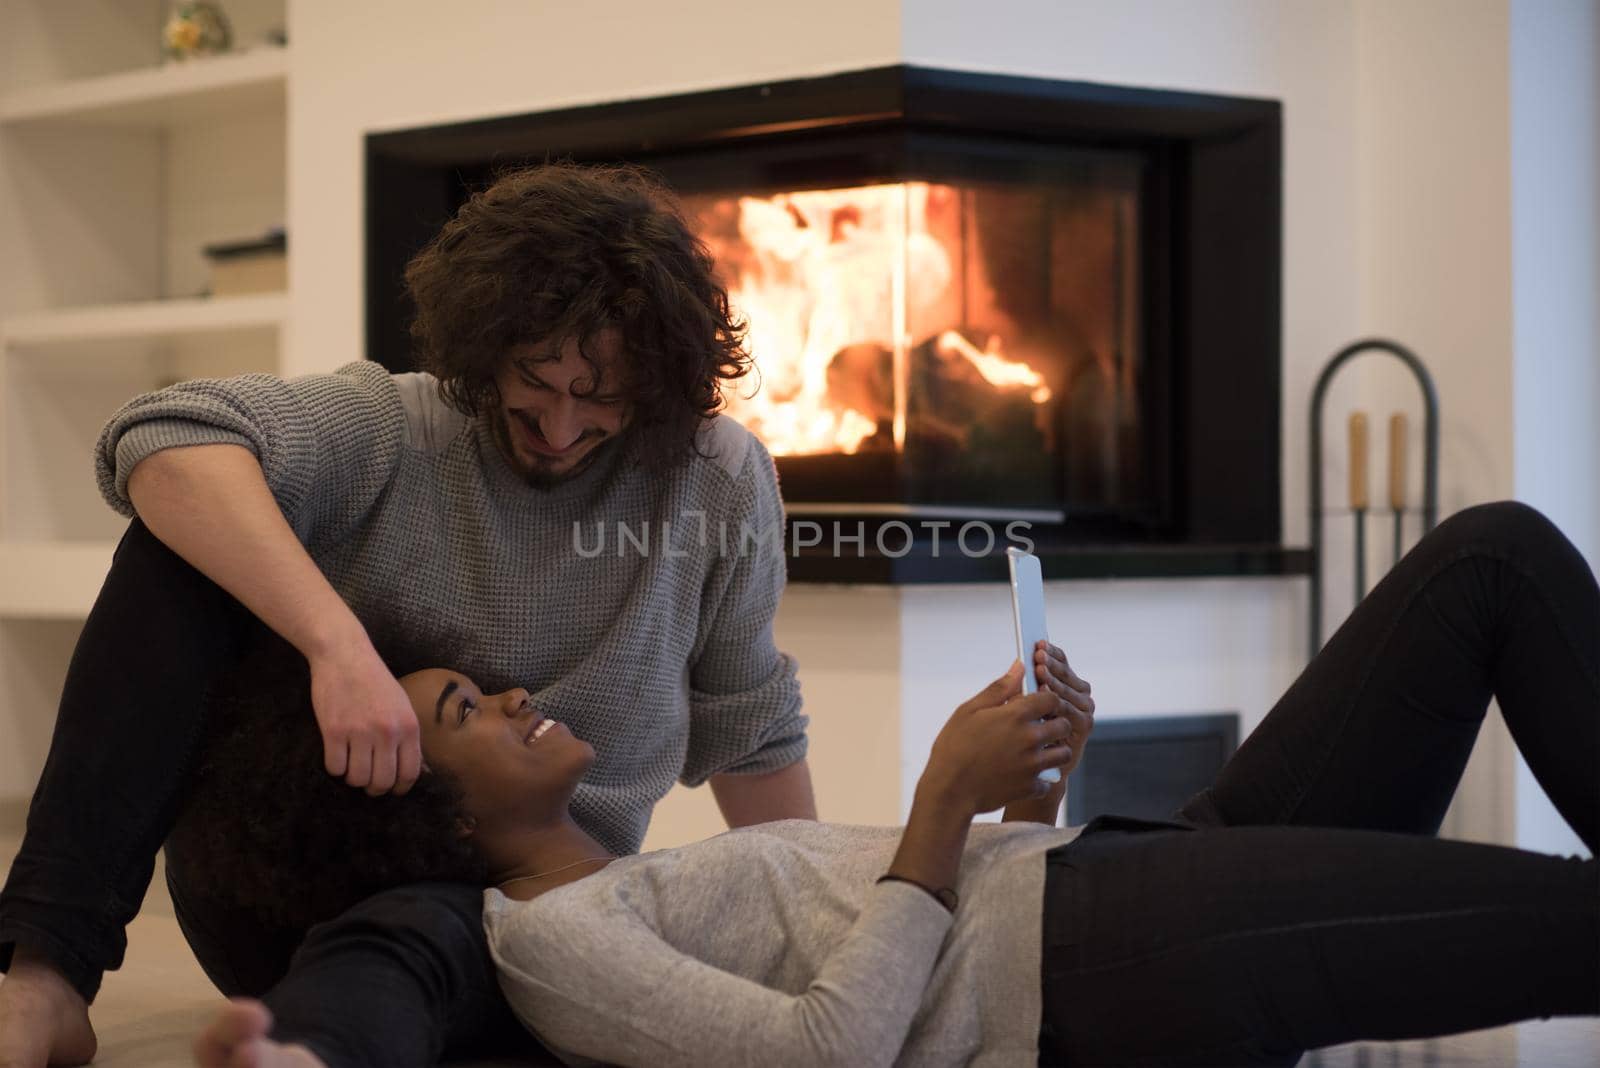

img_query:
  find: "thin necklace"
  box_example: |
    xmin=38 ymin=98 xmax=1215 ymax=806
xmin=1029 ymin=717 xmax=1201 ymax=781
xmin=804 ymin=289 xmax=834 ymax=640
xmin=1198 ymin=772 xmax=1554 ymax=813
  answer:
xmin=498 ymin=855 xmax=614 ymax=890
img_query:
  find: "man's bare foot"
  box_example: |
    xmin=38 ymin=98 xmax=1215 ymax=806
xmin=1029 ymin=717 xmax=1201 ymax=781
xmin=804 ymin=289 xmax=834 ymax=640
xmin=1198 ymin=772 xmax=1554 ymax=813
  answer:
xmin=0 ymin=949 xmax=97 ymax=1068
xmin=193 ymin=999 xmax=326 ymax=1068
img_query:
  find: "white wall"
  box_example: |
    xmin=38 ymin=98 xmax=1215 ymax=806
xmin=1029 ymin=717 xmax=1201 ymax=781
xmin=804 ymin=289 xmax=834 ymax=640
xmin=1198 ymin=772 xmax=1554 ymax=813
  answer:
xmin=1509 ymin=0 xmax=1598 ymax=858
xmin=1511 ymin=0 xmax=1600 ymax=572
xmin=1355 ymin=0 xmax=1514 ymax=515
xmin=1352 ymin=0 xmax=1519 ymax=847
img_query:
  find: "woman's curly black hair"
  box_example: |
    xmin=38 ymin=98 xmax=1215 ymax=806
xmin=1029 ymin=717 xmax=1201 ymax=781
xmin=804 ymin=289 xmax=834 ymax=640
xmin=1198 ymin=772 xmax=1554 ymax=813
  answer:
xmin=167 ymin=635 xmax=490 ymax=934
xmin=403 ymin=161 xmax=753 ymax=470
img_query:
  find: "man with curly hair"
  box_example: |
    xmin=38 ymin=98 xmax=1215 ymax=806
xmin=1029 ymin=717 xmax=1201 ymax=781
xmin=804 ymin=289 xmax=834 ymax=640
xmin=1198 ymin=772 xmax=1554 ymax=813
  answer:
xmin=0 ymin=163 xmax=814 ymax=1067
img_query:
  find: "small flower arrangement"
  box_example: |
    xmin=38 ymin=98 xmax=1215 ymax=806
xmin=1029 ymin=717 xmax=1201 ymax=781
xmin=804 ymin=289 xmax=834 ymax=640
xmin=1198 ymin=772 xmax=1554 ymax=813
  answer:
xmin=163 ymin=2 xmax=233 ymax=61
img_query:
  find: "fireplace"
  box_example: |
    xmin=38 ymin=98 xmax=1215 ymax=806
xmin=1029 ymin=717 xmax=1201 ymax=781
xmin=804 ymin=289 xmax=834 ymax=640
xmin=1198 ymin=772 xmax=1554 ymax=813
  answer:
xmin=367 ymin=67 xmax=1302 ymax=581
xmin=679 ymin=166 xmax=1145 ymax=521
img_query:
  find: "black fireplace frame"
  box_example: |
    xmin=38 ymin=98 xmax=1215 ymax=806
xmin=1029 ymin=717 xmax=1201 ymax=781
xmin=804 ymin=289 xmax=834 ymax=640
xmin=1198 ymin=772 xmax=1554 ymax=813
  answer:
xmin=1066 ymin=712 xmax=1240 ymax=824
xmin=366 ymin=67 xmax=1302 ymax=581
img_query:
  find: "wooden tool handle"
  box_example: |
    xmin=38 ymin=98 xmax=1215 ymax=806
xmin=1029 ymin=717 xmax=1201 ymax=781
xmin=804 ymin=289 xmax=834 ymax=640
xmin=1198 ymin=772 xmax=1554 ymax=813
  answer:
xmin=1389 ymin=412 xmax=1407 ymax=512
xmin=1348 ymin=411 xmax=1369 ymax=511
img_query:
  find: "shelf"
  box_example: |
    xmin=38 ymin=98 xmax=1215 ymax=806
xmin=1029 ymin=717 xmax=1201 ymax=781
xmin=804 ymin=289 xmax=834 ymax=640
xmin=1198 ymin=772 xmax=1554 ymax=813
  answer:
xmin=2 ymin=294 xmax=287 ymax=348
xmin=787 ymin=530 xmax=1314 ymax=584
xmin=0 ymin=48 xmax=287 ymax=128
xmin=0 ymin=542 xmax=116 ymax=619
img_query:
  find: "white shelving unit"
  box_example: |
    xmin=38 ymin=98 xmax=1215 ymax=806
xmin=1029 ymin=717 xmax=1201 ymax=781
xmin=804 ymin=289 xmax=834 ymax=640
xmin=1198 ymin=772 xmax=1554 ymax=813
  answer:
xmin=3 ymin=293 xmax=288 ymax=347
xmin=0 ymin=45 xmax=286 ymax=127
xmin=0 ymin=0 xmax=290 ymax=796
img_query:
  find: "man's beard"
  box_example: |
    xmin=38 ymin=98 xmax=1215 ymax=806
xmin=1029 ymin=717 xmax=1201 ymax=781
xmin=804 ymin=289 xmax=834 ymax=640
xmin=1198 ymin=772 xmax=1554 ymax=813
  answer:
xmin=491 ymin=411 xmax=617 ymax=490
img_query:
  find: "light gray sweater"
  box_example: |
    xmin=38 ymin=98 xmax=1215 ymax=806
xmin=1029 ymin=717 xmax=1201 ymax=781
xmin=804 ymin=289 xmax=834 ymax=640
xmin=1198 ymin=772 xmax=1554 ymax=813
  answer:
xmin=485 ymin=818 xmax=1081 ymax=1068
xmin=94 ymin=361 xmax=807 ymax=855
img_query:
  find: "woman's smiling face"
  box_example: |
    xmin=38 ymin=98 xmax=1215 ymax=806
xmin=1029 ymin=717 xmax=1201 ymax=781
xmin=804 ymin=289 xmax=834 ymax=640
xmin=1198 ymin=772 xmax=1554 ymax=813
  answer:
xmin=398 ymin=669 xmax=594 ymax=831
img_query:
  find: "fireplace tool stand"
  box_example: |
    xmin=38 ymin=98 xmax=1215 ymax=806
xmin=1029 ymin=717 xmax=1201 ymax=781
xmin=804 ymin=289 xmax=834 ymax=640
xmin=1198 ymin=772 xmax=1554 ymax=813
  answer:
xmin=1308 ymin=338 xmax=1440 ymax=659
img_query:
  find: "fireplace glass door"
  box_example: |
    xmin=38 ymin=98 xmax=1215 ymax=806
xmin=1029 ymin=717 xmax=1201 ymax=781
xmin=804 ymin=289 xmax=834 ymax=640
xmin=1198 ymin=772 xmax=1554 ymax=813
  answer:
xmin=676 ymin=151 xmax=1149 ymax=520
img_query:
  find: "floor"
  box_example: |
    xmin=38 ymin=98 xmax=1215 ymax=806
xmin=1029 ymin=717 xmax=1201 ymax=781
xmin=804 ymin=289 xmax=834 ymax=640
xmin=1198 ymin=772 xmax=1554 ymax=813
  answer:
xmin=2 ymin=825 xmax=1596 ymax=1067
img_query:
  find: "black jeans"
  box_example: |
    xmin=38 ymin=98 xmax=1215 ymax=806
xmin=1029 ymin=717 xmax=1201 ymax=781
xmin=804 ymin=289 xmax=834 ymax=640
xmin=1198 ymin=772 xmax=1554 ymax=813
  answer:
xmin=1038 ymin=501 xmax=1600 ymax=1066
xmin=0 ymin=520 xmax=540 ymax=1067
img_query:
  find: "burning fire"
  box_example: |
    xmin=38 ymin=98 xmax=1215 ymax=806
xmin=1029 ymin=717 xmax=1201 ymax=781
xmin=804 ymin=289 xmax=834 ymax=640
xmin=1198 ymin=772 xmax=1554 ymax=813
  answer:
xmin=696 ymin=182 xmax=1051 ymax=456
xmin=934 ymin=330 xmax=1052 ymax=406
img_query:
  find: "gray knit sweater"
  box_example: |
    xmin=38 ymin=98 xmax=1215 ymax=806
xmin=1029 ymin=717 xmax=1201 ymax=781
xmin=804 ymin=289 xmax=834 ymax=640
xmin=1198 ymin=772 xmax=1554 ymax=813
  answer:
xmin=94 ymin=361 xmax=807 ymax=855
xmin=485 ymin=818 xmax=1081 ymax=1068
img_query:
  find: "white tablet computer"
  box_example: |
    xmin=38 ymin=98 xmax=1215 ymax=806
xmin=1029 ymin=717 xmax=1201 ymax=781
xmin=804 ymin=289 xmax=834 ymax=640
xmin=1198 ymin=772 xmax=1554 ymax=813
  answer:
xmin=1007 ymin=547 xmax=1060 ymax=785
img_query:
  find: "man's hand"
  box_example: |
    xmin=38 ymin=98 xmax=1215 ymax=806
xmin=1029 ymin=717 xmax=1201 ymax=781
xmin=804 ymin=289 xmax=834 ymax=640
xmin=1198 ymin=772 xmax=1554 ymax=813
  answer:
xmin=307 ymin=636 xmax=422 ymax=796
xmin=1032 ymin=640 xmax=1094 ymax=777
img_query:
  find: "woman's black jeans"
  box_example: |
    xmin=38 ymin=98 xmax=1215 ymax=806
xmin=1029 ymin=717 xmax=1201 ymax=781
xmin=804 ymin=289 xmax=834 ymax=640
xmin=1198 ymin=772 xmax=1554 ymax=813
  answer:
xmin=0 ymin=520 xmax=538 ymax=1067
xmin=1038 ymin=501 xmax=1600 ymax=1066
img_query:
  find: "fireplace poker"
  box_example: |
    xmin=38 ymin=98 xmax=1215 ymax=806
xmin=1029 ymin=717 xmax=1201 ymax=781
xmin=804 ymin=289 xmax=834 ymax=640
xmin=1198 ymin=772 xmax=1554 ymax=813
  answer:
xmin=1389 ymin=412 xmax=1407 ymax=568
xmin=1349 ymin=411 xmax=1369 ymax=602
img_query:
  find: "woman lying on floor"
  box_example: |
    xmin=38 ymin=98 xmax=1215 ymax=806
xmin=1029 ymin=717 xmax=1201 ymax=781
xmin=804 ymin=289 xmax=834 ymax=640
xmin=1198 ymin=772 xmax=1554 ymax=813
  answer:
xmin=196 ymin=501 xmax=1598 ymax=1068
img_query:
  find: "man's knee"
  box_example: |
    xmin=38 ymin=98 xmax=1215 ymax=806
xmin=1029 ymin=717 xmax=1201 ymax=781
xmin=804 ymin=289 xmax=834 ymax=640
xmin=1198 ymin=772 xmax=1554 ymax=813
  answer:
xmin=105 ymin=517 xmax=256 ymax=634
xmin=112 ymin=517 xmax=184 ymax=570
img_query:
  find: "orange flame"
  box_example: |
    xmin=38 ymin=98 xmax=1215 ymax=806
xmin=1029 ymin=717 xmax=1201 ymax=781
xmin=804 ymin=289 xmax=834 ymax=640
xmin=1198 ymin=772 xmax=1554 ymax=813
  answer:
xmin=934 ymin=331 xmax=1052 ymax=405
xmin=700 ymin=181 xmax=1050 ymax=455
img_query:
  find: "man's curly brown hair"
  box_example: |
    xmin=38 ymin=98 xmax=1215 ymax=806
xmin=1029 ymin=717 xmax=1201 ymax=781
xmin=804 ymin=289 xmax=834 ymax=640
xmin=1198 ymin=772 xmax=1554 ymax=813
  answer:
xmin=403 ymin=162 xmax=752 ymax=469
xmin=167 ymin=635 xmax=490 ymax=934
